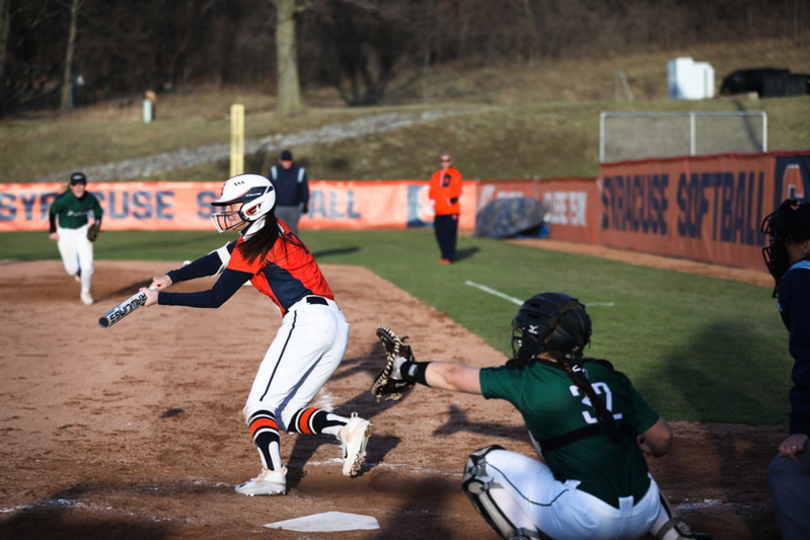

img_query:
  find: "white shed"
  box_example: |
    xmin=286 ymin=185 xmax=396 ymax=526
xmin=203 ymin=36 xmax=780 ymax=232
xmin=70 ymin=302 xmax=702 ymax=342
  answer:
xmin=668 ymin=57 xmax=715 ymax=100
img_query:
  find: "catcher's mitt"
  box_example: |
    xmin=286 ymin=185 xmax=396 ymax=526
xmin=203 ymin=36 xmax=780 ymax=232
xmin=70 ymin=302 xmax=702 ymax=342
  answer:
xmin=372 ymin=325 xmax=415 ymax=402
xmin=86 ymin=222 xmax=101 ymax=242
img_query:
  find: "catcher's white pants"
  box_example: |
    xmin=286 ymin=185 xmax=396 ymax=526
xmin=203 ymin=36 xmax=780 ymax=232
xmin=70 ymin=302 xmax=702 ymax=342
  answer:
xmin=482 ymin=449 xmax=661 ymax=540
xmin=244 ymin=297 xmax=349 ymax=431
xmin=56 ymin=224 xmax=94 ymax=294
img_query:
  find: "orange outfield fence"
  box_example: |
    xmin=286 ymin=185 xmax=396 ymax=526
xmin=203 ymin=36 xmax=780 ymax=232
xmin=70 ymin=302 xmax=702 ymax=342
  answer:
xmin=0 ymin=180 xmax=477 ymax=232
xmin=599 ymin=150 xmax=810 ymax=272
xmin=2 ymin=149 xmax=808 ymax=272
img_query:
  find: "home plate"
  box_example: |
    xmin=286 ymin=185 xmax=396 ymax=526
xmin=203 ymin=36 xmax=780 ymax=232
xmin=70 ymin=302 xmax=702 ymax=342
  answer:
xmin=264 ymin=511 xmax=380 ymax=532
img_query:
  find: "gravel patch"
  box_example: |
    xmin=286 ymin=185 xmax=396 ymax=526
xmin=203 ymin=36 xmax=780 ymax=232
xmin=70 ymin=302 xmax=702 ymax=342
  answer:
xmin=38 ymin=110 xmax=476 ymax=183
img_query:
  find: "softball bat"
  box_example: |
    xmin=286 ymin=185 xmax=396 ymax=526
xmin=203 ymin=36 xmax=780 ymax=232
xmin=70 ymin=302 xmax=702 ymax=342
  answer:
xmin=98 ymin=287 xmax=156 ymax=329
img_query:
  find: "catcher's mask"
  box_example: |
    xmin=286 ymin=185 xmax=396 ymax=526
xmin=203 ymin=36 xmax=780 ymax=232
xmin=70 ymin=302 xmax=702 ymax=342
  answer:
xmin=211 ymin=174 xmax=277 ymax=233
xmin=761 ymin=198 xmax=810 ymax=297
xmin=510 ymin=292 xmax=591 ymax=366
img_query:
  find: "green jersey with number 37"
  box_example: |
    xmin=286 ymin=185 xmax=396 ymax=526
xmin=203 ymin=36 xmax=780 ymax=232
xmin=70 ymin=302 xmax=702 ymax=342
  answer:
xmin=480 ymin=358 xmax=660 ymax=508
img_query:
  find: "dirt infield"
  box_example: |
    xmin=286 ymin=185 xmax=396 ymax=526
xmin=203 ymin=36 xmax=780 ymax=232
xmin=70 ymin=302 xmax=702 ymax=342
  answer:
xmin=0 ymin=260 xmax=784 ymax=539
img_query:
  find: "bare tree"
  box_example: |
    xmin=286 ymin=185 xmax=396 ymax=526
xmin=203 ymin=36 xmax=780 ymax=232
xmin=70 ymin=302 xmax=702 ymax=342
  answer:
xmin=60 ymin=0 xmax=82 ymax=112
xmin=272 ymin=0 xmax=303 ymax=115
xmin=0 ymin=0 xmax=10 ymax=116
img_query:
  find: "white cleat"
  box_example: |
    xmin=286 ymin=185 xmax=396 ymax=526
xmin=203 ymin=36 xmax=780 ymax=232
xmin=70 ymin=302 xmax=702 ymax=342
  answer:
xmin=74 ymin=273 xmax=81 ymax=283
xmin=80 ymin=292 xmax=94 ymax=305
xmin=234 ymin=466 xmax=287 ymax=496
xmin=338 ymin=413 xmax=372 ymax=477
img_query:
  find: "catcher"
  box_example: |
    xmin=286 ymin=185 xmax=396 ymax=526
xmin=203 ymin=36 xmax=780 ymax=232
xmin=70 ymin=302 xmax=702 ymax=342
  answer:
xmin=373 ymin=293 xmax=707 ymax=540
xmin=48 ymin=172 xmax=103 ymax=306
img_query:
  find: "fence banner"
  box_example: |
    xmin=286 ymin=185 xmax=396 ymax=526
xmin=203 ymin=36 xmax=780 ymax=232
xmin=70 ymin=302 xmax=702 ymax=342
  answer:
xmin=302 ymin=180 xmax=477 ymax=230
xmin=475 ymin=178 xmax=600 ymax=244
xmin=0 ymin=182 xmax=223 ymax=232
xmin=0 ymin=180 xmax=478 ymax=232
xmin=599 ymin=151 xmax=810 ymax=271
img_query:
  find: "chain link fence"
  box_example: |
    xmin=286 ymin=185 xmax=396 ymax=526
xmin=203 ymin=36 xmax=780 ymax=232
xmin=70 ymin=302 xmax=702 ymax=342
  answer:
xmin=600 ymin=111 xmax=767 ymax=163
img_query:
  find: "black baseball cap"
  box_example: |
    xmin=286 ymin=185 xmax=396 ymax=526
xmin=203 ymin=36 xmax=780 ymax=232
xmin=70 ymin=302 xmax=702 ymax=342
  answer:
xmin=280 ymin=150 xmax=293 ymax=161
xmin=70 ymin=172 xmax=87 ymax=185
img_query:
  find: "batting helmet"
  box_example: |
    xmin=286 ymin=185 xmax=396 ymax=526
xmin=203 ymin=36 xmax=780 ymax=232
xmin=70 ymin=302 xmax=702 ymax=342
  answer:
xmin=510 ymin=293 xmax=591 ymax=365
xmin=761 ymin=198 xmax=810 ymax=296
xmin=210 ymin=174 xmax=277 ymax=233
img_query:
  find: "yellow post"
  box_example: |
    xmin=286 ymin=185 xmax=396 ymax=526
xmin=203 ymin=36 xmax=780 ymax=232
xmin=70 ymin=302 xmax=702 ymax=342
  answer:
xmin=230 ymin=104 xmax=245 ymax=177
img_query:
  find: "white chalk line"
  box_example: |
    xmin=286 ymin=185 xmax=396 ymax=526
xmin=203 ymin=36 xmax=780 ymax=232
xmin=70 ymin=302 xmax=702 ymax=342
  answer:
xmin=464 ymin=281 xmax=614 ymax=307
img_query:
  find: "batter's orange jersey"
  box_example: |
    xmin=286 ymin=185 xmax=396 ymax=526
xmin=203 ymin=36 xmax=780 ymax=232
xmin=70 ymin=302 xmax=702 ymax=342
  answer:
xmin=429 ymin=167 xmax=462 ymax=215
xmin=227 ymin=221 xmax=333 ymax=315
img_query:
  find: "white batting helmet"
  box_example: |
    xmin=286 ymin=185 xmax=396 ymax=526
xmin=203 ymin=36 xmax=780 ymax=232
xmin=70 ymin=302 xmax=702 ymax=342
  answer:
xmin=210 ymin=174 xmax=276 ymax=233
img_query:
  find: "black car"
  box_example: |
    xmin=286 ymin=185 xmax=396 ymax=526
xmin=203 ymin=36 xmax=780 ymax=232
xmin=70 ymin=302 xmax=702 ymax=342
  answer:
xmin=720 ymin=68 xmax=809 ymax=97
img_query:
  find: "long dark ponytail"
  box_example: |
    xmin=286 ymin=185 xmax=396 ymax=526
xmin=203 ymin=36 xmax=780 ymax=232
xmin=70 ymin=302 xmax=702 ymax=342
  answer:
xmin=238 ymin=213 xmax=282 ymax=265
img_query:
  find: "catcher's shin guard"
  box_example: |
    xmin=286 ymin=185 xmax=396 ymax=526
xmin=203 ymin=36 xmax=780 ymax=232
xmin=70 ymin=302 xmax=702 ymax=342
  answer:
xmin=461 ymin=445 xmax=546 ymax=540
xmin=652 ymin=491 xmax=713 ymax=540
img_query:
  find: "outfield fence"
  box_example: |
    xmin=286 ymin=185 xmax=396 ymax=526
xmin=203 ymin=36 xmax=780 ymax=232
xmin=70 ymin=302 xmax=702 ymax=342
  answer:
xmin=2 ymin=149 xmax=809 ymax=272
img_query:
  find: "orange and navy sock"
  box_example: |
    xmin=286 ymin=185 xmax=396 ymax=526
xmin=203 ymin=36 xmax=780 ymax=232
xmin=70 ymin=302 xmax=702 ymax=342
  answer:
xmin=247 ymin=409 xmax=282 ymax=470
xmin=289 ymin=408 xmax=345 ymax=436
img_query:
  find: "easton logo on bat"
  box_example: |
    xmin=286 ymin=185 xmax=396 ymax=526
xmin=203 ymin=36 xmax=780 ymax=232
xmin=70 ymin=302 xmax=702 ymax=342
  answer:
xmin=99 ymin=291 xmax=149 ymax=328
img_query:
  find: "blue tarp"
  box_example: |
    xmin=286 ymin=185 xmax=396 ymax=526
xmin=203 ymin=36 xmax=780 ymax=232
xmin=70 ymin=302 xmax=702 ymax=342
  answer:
xmin=474 ymin=197 xmax=548 ymax=238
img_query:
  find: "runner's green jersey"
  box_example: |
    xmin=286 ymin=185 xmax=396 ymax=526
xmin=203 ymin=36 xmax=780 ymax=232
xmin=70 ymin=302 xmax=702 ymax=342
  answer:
xmin=49 ymin=190 xmax=103 ymax=230
xmin=480 ymin=359 xmax=659 ymax=508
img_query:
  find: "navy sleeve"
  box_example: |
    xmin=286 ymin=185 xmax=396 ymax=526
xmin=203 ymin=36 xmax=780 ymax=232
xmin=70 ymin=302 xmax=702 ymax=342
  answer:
xmin=158 ymin=268 xmax=252 ymax=308
xmin=779 ymin=264 xmax=810 ymax=435
xmin=167 ymin=242 xmax=236 ymax=283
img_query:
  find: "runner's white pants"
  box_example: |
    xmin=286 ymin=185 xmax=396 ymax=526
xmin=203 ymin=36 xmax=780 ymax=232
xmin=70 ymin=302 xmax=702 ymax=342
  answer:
xmin=483 ymin=448 xmax=661 ymax=540
xmin=244 ymin=297 xmax=349 ymax=430
xmin=56 ymin=224 xmax=94 ymax=294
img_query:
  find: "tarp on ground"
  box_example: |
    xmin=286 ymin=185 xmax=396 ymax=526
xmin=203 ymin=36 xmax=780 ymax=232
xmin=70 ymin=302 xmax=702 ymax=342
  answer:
xmin=474 ymin=197 xmax=548 ymax=238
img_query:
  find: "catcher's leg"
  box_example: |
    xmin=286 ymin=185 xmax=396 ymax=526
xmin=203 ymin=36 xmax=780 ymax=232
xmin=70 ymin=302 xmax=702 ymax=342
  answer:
xmin=462 ymin=445 xmax=549 ymax=540
xmin=648 ymin=490 xmax=712 ymax=540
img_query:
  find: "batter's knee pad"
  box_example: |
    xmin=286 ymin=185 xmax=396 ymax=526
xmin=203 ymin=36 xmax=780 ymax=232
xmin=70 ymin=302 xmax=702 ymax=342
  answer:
xmin=461 ymin=445 xmax=545 ymax=540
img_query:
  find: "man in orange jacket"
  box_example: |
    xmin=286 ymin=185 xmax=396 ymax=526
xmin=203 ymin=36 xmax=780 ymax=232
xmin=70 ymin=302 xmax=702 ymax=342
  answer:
xmin=428 ymin=152 xmax=462 ymax=264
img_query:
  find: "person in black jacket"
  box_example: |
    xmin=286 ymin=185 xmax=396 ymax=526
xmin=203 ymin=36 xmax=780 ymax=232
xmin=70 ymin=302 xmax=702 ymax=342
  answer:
xmin=762 ymin=198 xmax=810 ymax=540
xmin=269 ymin=149 xmax=309 ymax=235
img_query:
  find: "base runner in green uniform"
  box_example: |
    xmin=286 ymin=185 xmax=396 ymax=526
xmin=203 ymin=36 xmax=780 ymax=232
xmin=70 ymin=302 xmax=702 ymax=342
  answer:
xmin=48 ymin=172 xmax=103 ymax=305
xmin=381 ymin=293 xmax=705 ymax=540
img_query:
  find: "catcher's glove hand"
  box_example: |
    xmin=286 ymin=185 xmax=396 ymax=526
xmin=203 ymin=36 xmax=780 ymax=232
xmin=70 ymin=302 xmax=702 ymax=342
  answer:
xmin=86 ymin=222 xmax=101 ymax=242
xmin=372 ymin=325 xmax=415 ymax=402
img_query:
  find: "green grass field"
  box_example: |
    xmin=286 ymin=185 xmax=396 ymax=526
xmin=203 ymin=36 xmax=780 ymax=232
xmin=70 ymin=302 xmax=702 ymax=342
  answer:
xmin=0 ymin=229 xmax=791 ymax=426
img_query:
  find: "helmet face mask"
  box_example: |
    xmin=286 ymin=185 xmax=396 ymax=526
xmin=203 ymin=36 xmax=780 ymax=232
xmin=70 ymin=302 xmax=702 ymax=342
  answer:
xmin=509 ymin=293 xmax=591 ymax=367
xmin=761 ymin=198 xmax=810 ymax=297
xmin=211 ymin=208 xmax=246 ymax=233
xmin=210 ymin=174 xmax=276 ymax=233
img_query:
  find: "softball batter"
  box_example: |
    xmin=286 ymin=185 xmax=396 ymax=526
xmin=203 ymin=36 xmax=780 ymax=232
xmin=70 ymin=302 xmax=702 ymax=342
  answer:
xmin=48 ymin=172 xmax=103 ymax=306
xmin=140 ymin=173 xmax=372 ymax=496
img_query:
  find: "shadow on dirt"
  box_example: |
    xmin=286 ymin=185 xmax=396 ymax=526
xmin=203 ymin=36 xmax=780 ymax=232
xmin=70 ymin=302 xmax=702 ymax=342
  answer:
xmin=368 ymin=476 xmax=457 ymax=539
xmin=0 ymin=492 xmax=169 ymax=540
xmin=431 ymin=404 xmax=529 ymax=443
xmin=285 ymin=342 xmax=408 ymax=489
xmin=634 ymin=320 xmax=784 ymax=539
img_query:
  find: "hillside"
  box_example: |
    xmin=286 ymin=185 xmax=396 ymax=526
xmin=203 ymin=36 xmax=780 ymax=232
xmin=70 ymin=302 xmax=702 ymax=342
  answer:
xmin=1 ymin=38 xmax=808 ymax=183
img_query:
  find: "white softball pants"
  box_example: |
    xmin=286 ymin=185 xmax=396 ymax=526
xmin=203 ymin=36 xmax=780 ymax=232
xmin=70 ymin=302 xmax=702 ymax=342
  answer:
xmin=56 ymin=224 xmax=94 ymax=294
xmin=482 ymin=448 xmax=661 ymax=540
xmin=244 ymin=297 xmax=349 ymax=431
